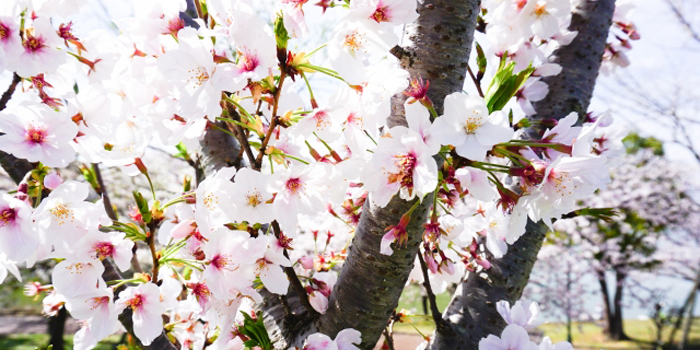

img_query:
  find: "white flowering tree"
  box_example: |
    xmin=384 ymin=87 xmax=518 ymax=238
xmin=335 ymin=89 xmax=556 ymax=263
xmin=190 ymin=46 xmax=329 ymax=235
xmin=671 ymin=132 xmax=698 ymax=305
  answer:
xmin=526 ymin=136 xmax=700 ymax=341
xmin=0 ymin=0 xmax=637 ymax=349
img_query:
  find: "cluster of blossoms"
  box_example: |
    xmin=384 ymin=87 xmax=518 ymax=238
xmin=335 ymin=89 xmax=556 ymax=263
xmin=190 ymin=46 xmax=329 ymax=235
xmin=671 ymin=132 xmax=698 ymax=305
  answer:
xmin=478 ymin=299 xmax=573 ymax=350
xmin=552 ymin=149 xmax=699 ymax=276
xmin=0 ymin=0 xmax=633 ymax=348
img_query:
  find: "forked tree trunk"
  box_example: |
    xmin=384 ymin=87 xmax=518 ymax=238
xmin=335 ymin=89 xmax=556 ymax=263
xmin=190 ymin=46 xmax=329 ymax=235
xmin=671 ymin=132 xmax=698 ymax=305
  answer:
xmin=680 ymin=283 xmax=698 ymax=349
xmin=610 ymin=271 xmax=629 ymax=340
xmin=428 ymin=0 xmax=616 ymax=348
xmin=669 ymin=264 xmax=700 ymax=348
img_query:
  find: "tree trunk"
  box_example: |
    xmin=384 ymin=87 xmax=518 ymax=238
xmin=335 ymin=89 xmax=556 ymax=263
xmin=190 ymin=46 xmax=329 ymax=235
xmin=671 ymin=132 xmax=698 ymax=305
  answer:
xmin=680 ymin=284 xmax=698 ymax=349
xmin=669 ymin=263 xmax=700 ymax=347
xmin=597 ymin=270 xmax=614 ymax=337
xmin=566 ymin=259 xmax=573 ymax=344
xmin=610 ymin=271 xmax=629 ymax=340
xmin=428 ymin=0 xmax=616 ymax=348
xmin=47 ymin=306 xmax=67 ymax=350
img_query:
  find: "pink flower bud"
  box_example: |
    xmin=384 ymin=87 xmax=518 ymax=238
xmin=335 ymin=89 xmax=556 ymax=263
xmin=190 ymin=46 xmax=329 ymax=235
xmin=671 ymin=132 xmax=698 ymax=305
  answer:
xmin=477 ymin=257 xmax=492 ymax=269
xmin=309 ymin=291 xmax=328 ymax=314
xmin=300 ymin=255 xmax=314 ymax=270
xmin=425 ymin=252 xmax=438 ymax=274
xmin=43 ymin=173 xmax=62 ymax=189
xmin=442 ymin=259 xmax=455 ymax=275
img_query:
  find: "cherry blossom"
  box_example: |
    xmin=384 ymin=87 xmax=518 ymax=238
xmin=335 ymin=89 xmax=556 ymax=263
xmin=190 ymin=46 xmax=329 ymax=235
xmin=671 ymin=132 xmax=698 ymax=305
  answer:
xmin=15 ymin=17 xmax=66 ymax=77
xmin=431 ymin=93 xmax=514 ymax=161
xmin=51 ymin=258 xmax=104 ymax=298
xmin=117 ymin=283 xmax=166 ymax=346
xmin=0 ymin=104 xmax=78 ymax=167
xmin=0 ymin=194 xmax=36 ymax=262
xmin=158 ymin=27 xmax=240 ymax=121
xmin=361 ymin=128 xmax=438 ymax=207
xmin=65 ymin=287 xmax=119 ymax=341
xmin=300 ymin=328 xmax=361 ymax=350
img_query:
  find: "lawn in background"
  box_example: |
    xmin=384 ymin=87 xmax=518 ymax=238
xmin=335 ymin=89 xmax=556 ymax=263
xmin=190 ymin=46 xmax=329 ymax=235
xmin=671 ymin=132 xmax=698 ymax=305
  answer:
xmin=394 ymin=283 xmax=700 ymax=349
xmin=0 ymin=334 xmax=122 ymax=350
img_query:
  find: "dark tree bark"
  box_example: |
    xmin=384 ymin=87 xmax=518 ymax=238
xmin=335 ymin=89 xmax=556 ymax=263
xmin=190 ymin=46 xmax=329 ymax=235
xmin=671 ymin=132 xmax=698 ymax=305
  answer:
xmin=195 ymin=120 xmax=245 ymax=182
xmin=597 ymin=270 xmax=614 ymax=337
xmin=669 ymin=263 xmax=700 ymax=347
xmin=47 ymin=306 xmax=67 ymax=350
xmin=428 ymin=0 xmax=616 ymax=348
xmin=427 ymin=220 xmax=547 ymax=348
xmin=315 ymin=0 xmax=479 ymax=348
xmin=610 ymin=271 xmax=629 ymax=340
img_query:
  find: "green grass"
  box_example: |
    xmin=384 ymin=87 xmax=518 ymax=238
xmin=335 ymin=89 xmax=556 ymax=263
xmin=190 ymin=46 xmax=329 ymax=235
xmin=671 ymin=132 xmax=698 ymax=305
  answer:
xmin=393 ymin=283 xmax=452 ymax=336
xmin=540 ymin=319 xmax=700 ymax=349
xmin=0 ymin=334 xmax=123 ymax=350
xmin=391 ymin=285 xmax=700 ymax=349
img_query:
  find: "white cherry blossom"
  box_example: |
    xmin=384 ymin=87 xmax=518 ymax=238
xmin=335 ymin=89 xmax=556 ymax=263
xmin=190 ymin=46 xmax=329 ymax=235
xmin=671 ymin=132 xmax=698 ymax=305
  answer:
xmin=431 ymin=93 xmax=514 ymax=161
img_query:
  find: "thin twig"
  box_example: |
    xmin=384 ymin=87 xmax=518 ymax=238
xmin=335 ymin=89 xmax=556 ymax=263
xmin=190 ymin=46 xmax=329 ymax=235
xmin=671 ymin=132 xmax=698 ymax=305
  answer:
xmin=417 ymin=252 xmax=444 ymax=328
xmin=467 ymin=65 xmax=484 ymax=97
xmin=279 ymin=295 xmax=292 ymax=317
xmin=271 ymin=220 xmax=318 ymax=315
xmin=193 ymin=0 xmax=206 ymax=23
xmin=665 ymin=0 xmax=700 ymax=43
xmin=255 ymin=70 xmax=287 ymax=169
xmin=225 ymin=103 xmax=258 ymax=169
xmin=383 ymin=327 xmax=396 ymax=350
xmin=147 ymin=225 xmax=160 ymax=283
xmin=92 ymin=163 xmax=117 ymax=221
xmin=0 ymin=73 xmax=21 ymax=111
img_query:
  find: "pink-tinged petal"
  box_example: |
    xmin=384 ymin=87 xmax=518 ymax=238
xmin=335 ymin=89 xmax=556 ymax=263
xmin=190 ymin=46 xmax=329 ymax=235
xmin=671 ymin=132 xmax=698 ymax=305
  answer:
xmin=120 ymin=283 xmax=165 ymax=346
xmin=43 ymin=173 xmax=63 ymax=189
xmin=455 ymin=135 xmax=489 ymax=161
xmin=380 ymin=232 xmax=395 ymax=256
xmin=260 ymin=264 xmax=290 ymax=295
xmin=485 ymin=233 xmax=507 ymax=259
xmin=133 ymin=306 xmax=164 ymax=346
xmin=412 ymin=156 xmax=439 ymax=197
xmin=335 ymin=328 xmax=362 ymax=350
xmin=474 ymin=120 xmax=514 ymax=146
xmin=430 ymin=116 xmax=467 ymax=147
xmin=478 ymin=334 xmax=507 ymax=350
xmin=496 ymin=300 xmax=513 ymax=324
xmin=304 ymin=333 xmax=337 ymax=350
xmin=52 ymin=259 xmax=104 ymax=298
xmin=309 ymin=291 xmax=329 ymax=314
xmin=501 ymin=324 xmax=537 ymax=350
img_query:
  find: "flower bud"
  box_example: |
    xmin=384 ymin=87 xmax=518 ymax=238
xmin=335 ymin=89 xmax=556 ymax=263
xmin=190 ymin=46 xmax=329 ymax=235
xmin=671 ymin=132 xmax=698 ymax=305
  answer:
xmin=43 ymin=173 xmax=62 ymax=189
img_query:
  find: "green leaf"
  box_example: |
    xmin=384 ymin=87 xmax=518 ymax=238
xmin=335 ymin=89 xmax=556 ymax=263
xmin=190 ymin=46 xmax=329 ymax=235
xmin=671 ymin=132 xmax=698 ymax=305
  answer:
xmin=244 ymin=340 xmax=259 ymax=349
xmin=475 ymin=42 xmax=487 ymax=75
xmin=484 ymin=61 xmax=536 ymax=113
xmin=273 ymin=14 xmax=289 ymax=50
xmin=132 ymin=191 xmax=152 ymax=223
xmin=237 ymin=311 xmax=273 ymax=350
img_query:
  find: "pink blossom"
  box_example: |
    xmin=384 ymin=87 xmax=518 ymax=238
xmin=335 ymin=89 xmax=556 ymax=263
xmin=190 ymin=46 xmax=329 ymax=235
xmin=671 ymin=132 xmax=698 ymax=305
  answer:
xmin=117 ymin=283 xmax=166 ymax=346
xmin=0 ymin=104 xmax=78 ymax=167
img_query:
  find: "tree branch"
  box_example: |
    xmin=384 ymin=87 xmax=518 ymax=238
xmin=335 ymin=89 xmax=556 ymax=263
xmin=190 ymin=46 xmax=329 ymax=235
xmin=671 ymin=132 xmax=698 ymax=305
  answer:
xmin=665 ymin=0 xmax=700 ymax=43
xmin=417 ymin=252 xmax=445 ymax=329
xmin=272 ymin=220 xmax=317 ymax=315
xmin=92 ymin=163 xmax=117 ymax=221
xmin=0 ymin=73 xmax=20 ymax=110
